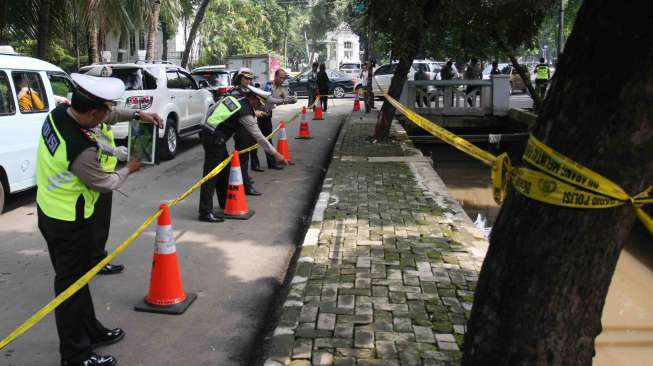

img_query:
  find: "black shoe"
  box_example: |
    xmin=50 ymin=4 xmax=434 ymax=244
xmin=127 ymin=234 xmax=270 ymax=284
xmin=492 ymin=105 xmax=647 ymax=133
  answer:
xmin=62 ymin=353 xmax=117 ymax=366
xmin=98 ymin=264 xmax=124 ymax=275
xmin=91 ymin=328 xmax=125 ymax=348
xmin=245 ymin=187 xmax=262 ymax=196
xmin=198 ymin=212 xmax=224 ymax=223
xmin=252 ymin=166 xmax=265 ymax=172
xmin=268 ymin=165 xmax=284 ymax=170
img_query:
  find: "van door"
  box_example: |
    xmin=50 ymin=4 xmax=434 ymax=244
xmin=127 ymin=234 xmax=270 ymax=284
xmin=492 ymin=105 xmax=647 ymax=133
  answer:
xmin=1 ymin=70 xmax=51 ymax=192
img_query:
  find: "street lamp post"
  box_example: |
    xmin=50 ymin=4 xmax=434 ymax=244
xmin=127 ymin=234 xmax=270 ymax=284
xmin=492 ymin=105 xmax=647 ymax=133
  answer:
xmin=543 ymin=45 xmax=548 ymax=62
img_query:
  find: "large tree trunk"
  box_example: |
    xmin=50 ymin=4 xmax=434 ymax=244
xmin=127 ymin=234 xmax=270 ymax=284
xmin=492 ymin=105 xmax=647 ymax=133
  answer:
xmin=462 ymin=1 xmax=653 ymax=365
xmin=181 ymin=0 xmax=210 ymax=69
xmin=145 ymin=0 xmax=161 ymax=62
xmin=161 ymin=21 xmax=168 ymax=61
xmin=36 ymin=0 xmax=51 ymax=59
xmin=373 ymin=57 xmax=412 ymax=141
xmin=364 ymin=1 xmax=374 ymax=113
xmin=89 ymin=17 xmax=99 ymax=64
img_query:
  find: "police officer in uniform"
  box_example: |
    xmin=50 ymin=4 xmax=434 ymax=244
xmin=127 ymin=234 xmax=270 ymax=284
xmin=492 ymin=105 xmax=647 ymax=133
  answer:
xmin=37 ymin=73 xmax=160 ymax=366
xmin=198 ymin=86 xmax=288 ymax=222
xmin=534 ymin=57 xmax=551 ymax=99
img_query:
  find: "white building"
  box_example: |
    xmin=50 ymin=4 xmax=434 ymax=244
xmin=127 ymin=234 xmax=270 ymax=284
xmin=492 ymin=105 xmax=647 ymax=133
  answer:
xmin=323 ymin=23 xmax=360 ymax=70
xmin=100 ymin=22 xmax=201 ymax=67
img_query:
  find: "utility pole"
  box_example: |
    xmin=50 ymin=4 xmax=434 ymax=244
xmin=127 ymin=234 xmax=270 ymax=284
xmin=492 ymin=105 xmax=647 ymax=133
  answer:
xmin=364 ymin=0 xmax=374 ymax=112
xmin=284 ymin=4 xmax=289 ymax=69
xmin=558 ymin=0 xmax=565 ymax=61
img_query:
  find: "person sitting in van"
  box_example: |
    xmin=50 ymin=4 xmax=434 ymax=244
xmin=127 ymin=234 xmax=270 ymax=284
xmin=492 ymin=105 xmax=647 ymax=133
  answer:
xmin=15 ymin=74 xmax=45 ymax=112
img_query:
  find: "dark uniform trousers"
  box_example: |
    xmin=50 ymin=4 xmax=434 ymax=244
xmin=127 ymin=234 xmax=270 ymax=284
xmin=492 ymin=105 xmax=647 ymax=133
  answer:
xmin=234 ymin=129 xmax=254 ymax=190
xmin=37 ymin=198 xmax=109 ymax=363
xmin=250 ymin=112 xmax=275 ymax=169
xmin=199 ymin=130 xmax=230 ymax=214
xmin=91 ymin=192 xmax=112 ymax=265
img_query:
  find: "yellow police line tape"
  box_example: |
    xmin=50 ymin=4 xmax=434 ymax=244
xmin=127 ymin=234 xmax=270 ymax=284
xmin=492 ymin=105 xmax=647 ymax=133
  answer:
xmin=381 ymin=93 xmax=653 ymax=234
xmin=0 ymin=99 xmax=318 ymax=351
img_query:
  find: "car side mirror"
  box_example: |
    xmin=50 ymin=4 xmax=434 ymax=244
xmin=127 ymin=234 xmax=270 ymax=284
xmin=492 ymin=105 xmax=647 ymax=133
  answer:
xmin=198 ymin=80 xmax=209 ymax=88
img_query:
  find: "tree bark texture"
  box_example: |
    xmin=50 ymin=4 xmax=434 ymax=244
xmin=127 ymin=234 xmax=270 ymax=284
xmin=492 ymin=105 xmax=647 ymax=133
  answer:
xmin=145 ymin=0 xmax=161 ymax=62
xmin=89 ymin=18 xmax=99 ymax=64
xmin=462 ymin=1 xmax=653 ymax=365
xmin=181 ymin=0 xmax=210 ymax=69
xmin=36 ymin=0 xmax=51 ymax=59
xmin=364 ymin=1 xmax=374 ymax=113
xmin=373 ymin=57 xmax=412 ymax=141
xmin=161 ymin=21 xmax=168 ymax=61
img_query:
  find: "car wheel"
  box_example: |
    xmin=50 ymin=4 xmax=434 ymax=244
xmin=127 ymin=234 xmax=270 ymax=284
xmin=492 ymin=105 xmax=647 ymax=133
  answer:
xmin=159 ymin=117 xmax=178 ymax=160
xmin=333 ymin=86 xmax=345 ymax=98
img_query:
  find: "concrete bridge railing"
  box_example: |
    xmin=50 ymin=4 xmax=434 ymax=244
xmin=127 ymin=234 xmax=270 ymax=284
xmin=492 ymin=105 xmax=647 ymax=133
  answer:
xmin=399 ymin=75 xmax=510 ymax=117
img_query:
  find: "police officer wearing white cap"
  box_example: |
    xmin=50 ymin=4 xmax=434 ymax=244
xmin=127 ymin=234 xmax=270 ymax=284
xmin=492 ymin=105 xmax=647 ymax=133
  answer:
xmin=36 ymin=73 xmax=161 ymax=366
xmin=198 ymin=84 xmax=288 ymax=222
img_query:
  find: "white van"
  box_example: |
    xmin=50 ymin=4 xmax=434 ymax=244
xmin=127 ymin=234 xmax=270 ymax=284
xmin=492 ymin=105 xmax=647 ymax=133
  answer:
xmin=0 ymin=49 xmax=75 ymax=213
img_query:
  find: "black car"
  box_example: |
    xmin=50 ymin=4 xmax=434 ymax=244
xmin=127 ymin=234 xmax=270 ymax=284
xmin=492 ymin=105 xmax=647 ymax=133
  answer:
xmin=288 ymin=69 xmax=354 ymax=98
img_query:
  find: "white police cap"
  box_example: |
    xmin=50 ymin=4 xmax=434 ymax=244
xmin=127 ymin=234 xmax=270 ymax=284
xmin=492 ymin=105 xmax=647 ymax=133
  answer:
xmin=237 ymin=67 xmax=256 ymax=79
xmin=246 ymin=85 xmax=271 ymax=101
xmin=71 ymin=73 xmax=125 ymax=102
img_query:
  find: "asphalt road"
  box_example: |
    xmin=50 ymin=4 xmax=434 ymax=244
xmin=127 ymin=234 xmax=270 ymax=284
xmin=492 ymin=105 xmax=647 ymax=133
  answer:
xmin=0 ymin=99 xmax=352 ymax=366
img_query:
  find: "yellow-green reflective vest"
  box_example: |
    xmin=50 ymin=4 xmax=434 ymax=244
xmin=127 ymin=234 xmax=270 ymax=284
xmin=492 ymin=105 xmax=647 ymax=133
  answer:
xmin=203 ymin=96 xmax=242 ymax=133
xmin=36 ymin=114 xmax=99 ymax=221
xmin=97 ymin=123 xmax=118 ymax=172
xmin=535 ymin=65 xmax=550 ymax=80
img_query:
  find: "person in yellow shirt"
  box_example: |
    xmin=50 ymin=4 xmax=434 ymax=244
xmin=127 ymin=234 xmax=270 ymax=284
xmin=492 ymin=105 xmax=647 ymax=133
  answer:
xmin=16 ymin=74 xmax=45 ymax=111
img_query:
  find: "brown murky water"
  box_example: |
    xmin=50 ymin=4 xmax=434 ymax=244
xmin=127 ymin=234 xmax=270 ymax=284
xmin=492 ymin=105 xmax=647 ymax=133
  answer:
xmin=420 ymin=142 xmax=653 ymax=365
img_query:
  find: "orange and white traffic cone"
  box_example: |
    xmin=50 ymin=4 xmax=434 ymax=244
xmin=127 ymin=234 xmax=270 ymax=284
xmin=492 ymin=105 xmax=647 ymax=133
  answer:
xmin=218 ymin=150 xmax=255 ymax=219
xmin=313 ymin=95 xmax=324 ymax=120
xmin=353 ymin=90 xmax=361 ymax=112
xmin=276 ymin=120 xmax=293 ymax=164
xmin=296 ymin=106 xmax=313 ymax=139
xmin=135 ymin=204 xmax=197 ymax=314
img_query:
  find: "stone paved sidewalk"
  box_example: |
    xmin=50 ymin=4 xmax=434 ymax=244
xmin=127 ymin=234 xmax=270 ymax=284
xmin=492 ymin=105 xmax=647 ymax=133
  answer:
xmin=264 ymin=112 xmax=489 ymax=366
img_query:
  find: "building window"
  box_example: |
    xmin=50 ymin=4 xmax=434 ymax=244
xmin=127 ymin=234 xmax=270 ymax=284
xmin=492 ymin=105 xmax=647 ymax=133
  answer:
xmin=130 ymin=33 xmax=136 ymax=56
xmin=344 ymin=41 xmax=352 ymax=49
xmin=344 ymin=51 xmax=352 ymax=59
xmin=139 ymin=32 xmax=145 ymax=50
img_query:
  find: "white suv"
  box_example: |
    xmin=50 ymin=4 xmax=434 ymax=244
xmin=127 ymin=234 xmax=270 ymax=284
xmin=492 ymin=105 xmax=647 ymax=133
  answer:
xmin=80 ymin=62 xmax=214 ymax=159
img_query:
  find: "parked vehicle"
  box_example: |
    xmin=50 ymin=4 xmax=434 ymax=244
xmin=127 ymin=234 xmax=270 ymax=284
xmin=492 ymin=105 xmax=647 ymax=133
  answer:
xmin=505 ymin=65 xmax=531 ymax=94
xmin=287 ymin=69 xmax=354 ymax=98
xmin=0 ymin=48 xmax=74 ymax=213
xmin=79 ymin=62 xmax=214 ymax=159
xmin=354 ymin=60 xmax=440 ymax=96
xmin=482 ymin=63 xmax=510 ymax=79
xmin=224 ymin=53 xmax=282 ymax=84
xmin=339 ymin=62 xmax=361 ymax=82
xmin=191 ymin=66 xmax=237 ymax=101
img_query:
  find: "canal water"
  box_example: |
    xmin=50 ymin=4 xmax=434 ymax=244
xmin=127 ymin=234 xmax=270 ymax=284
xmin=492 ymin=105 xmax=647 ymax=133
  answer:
xmin=417 ymin=140 xmax=653 ymax=365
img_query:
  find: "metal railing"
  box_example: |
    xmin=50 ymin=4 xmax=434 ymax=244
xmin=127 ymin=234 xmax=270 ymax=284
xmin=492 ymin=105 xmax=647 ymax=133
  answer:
xmin=399 ymin=75 xmax=511 ymax=116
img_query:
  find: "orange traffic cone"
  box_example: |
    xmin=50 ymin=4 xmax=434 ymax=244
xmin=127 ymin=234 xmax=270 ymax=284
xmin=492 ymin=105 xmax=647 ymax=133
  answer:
xmin=135 ymin=204 xmax=197 ymax=314
xmin=276 ymin=120 xmax=293 ymax=164
xmin=296 ymin=106 xmax=313 ymax=139
xmin=313 ymin=95 xmax=324 ymax=120
xmin=218 ymin=151 xmax=255 ymax=219
xmin=353 ymin=90 xmax=361 ymax=112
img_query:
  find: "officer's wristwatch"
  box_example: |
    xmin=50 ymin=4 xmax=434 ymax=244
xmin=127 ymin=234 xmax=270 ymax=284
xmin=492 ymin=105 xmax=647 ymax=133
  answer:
xmin=133 ymin=111 xmax=141 ymax=120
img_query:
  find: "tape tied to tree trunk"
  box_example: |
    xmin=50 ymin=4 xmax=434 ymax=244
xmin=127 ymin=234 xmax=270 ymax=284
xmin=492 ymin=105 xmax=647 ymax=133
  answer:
xmin=382 ymin=92 xmax=653 ymax=235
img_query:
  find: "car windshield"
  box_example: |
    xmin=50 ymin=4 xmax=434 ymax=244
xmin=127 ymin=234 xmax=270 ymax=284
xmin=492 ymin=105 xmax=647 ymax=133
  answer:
xmin=109 ymin=67 xmax=157 ymax=90
xmin=192 ymin=71 xmax=231 ymax=87
xmin=328 ymin=70 xmax=349 ymax=79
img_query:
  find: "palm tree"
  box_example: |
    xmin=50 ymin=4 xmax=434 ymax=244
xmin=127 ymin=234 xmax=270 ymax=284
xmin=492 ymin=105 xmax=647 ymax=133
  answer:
xmin=145 ymin=0 xmax=161 ymax=61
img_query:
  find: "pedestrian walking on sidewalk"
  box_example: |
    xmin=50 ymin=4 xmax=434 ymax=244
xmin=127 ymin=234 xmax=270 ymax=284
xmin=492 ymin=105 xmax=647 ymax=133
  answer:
xmin=307 ymin=62 xmax=319 ymax=110
xmin=251 ymin=68 xmax=296 ymax=171
xmin=198 ymin=86 xmax=288 ymax=223
xmin=316 ymin=63 xmax=330 ymax=111
xmin=534 ymin=57 xmax=551 ymax=99
xmin=37 ymin=73 xmax=161 ymax=366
